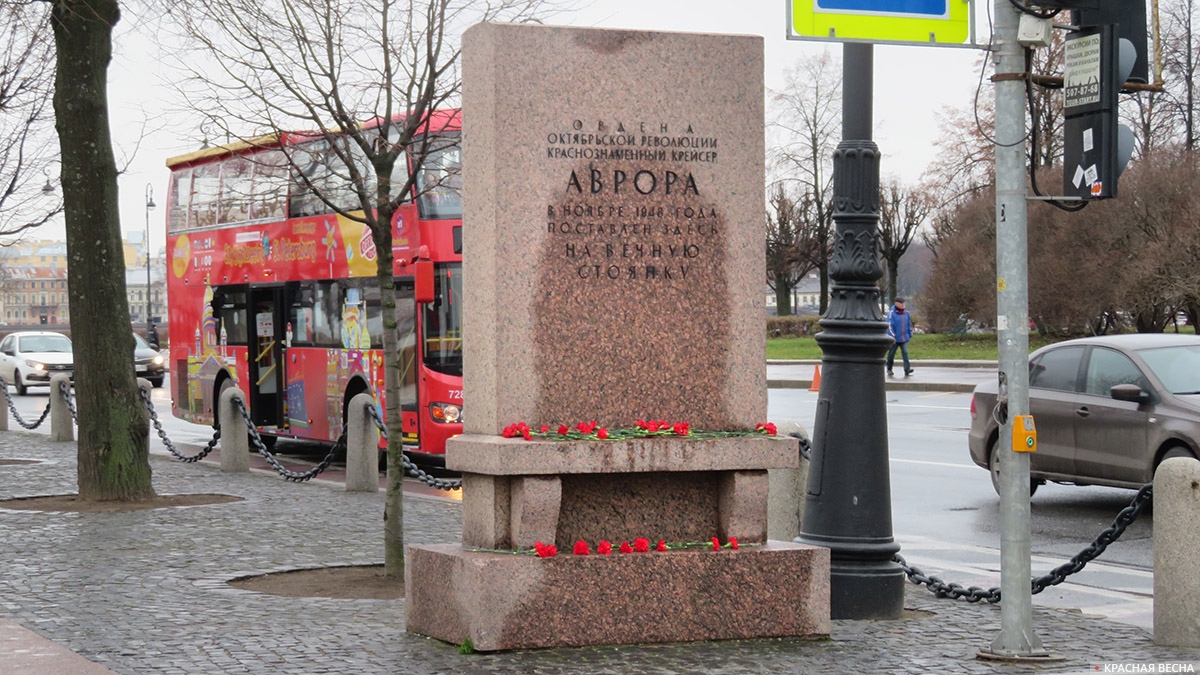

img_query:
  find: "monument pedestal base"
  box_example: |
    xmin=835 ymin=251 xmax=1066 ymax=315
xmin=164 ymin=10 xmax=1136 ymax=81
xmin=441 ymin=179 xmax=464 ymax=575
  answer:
xmin=405 ymin=541 xmax=829 ymax=651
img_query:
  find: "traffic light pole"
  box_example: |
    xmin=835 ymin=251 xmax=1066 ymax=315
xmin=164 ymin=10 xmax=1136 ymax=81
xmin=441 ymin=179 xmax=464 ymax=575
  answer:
xmin=979 ymin=0 xmax=1053 ymax=661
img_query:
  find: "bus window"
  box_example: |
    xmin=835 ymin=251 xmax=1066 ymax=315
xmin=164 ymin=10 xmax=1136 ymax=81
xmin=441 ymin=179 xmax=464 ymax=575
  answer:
xmin=219 ymin=157 xmax=252 ymax=224
xmin=289 ymin=139 xmax=329 ymax=218
xmin=415 ymin=135 xmax=462 ymax=220
xmin=169 ymin=168 xmax=193 ymax=231
xmin=288 ymin=282 xmax=315 ymax=346
xmin=312 ymin=281 xmax=341 ymax=347
xmin=192 ymin=163 xmax=220 ymax=228
xmin=216 ymin=289 xmax=249 ymax=345
xmin=395 ymin=281 xmax=417 ymax=411
xmin=422 ymin=262 xmax=462 ymax=377
xmin=337 ymin=279 xmax=382 ymax=349
xmin=253 ymin=151 xmax=289 ymax=222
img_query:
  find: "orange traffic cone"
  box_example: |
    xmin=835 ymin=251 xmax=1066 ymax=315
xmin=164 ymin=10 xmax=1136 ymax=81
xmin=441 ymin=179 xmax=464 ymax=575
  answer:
xmin=809 ymin=364 xmax=822 ymax=392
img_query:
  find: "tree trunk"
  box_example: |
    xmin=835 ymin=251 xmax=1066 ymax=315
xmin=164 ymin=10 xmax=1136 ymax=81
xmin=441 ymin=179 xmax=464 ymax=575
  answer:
xmin=372 ymin=200 xmax=405 ymax=579
xmin=774 ymin=284 xmax=793 ymax=316
xmin=886 ymin=257 xmax=899 ymax=306
xmin=52 ymin=0 xmax=154 ymax=501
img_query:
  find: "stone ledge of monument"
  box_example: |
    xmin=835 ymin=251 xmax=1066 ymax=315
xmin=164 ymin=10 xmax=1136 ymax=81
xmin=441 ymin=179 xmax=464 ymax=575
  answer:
xmin=767 ymin=358 xmax=998 ymax=368
xmin=446 ymin=433 xmax=799 ymax=475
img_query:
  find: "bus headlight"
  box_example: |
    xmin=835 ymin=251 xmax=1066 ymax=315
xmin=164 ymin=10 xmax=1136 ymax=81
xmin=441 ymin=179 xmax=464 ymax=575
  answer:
xmin=430 ymin=402 xmax=462 ymax=424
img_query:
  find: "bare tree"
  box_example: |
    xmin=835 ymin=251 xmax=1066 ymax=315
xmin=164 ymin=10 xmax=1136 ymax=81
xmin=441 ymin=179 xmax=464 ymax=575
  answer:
xmin=877 ymin=181 xmax=931 ymax=306
xmin=168 ymin=0 xmax=559 ymax=577
xmin=47 ymin=0 xmax=155 ymax=500
xmin=0 ymin=2 xmax=61 ymax=237
xmin=770 ymin=51 xmax=840 ymax=314
xmin=766 ymin=183 xmax=821 ymax=316
xmin=1158 ymin=0 xmax=1199 ymax=150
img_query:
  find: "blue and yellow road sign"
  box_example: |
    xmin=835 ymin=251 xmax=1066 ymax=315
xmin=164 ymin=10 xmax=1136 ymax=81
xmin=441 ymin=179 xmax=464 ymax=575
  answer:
xmin=791 ymin=0 xmax=971 ymax=44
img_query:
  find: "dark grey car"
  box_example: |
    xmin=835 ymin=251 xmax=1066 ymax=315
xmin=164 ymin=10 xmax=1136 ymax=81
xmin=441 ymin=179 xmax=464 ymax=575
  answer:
xmin=969 ymin=333 xmax=1200 ymax=494
xmin=134 ymin=333 xmax=165 ymax=388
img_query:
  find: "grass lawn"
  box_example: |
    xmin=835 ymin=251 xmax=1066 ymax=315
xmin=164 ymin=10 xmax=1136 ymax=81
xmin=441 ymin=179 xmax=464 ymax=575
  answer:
xmin=766 ymin=332 xmax=1059 ymax=361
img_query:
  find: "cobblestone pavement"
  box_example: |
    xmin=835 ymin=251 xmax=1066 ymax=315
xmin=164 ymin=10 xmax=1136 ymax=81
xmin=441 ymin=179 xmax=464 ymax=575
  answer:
xmin=3 ymin=431 xmax=1199 ymax=674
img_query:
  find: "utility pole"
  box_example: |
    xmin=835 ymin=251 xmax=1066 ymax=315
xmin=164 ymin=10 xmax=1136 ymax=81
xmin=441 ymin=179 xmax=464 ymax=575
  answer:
xmin=979 ymin=0 xmax=1052 ymax=662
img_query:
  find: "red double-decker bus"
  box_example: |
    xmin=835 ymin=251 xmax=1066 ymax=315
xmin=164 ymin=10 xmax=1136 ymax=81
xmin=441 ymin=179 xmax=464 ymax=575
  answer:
xmin=163 ymin=111 xmax=463 ymax=463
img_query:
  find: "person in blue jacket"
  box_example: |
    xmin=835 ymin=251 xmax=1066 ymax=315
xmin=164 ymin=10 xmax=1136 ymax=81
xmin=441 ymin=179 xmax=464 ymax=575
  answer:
xmin=886 ymin=297 xmax=913 ymax=377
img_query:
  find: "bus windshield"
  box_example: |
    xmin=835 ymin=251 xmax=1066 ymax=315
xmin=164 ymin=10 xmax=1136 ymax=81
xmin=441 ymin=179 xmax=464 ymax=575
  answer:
xmin=422 ymin=262 xmax=462 ymax=376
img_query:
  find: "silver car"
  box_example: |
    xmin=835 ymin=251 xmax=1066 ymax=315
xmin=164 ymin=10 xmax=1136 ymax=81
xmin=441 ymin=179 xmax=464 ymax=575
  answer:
xmin=969 ymin=333 xmax=1200 ymax=495
xmin=0 ymin=331 xmax=74 ymax=395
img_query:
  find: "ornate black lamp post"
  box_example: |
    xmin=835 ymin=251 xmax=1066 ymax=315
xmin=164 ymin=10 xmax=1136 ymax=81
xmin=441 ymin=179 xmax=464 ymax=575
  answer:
xmin=797 ymin=42 xmax=904 ymax=620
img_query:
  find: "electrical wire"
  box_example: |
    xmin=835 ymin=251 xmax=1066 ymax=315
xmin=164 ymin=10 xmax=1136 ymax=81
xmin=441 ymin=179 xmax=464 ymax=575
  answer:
xmin=1007 ymin=0 xmax=1060 ymax=20
xmin=1024 ymin=49 xmax=1089 ymax=211
xmin=975 ymin=0 xmax=1030 ymax=148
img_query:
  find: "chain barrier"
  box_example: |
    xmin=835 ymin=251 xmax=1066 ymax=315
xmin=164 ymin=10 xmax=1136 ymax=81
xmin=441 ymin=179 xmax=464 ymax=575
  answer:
xmin=797 ymin=435 xmax=812 ymax=460
xmin=58 ymin=379 xmax=78 ymax=424
xmin=232 ymin=397 xmax=340 ymax=482
xmin=0 ymin=378 xmax=52 ymax=430
xmin=366 ymin=401 xmax=463 ymax=491
xmin=138 ymin=387 xmax=221 ymax=463
xmin=895 ymin=482 xmax=1154 ymax=603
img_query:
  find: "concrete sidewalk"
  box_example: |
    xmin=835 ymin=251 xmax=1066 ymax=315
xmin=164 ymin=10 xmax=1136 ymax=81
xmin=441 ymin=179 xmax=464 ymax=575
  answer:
xmin=768 ymin=359 xmax=997 ymax=393
xmin=2 ymin=430 xmax=1199 ymax=674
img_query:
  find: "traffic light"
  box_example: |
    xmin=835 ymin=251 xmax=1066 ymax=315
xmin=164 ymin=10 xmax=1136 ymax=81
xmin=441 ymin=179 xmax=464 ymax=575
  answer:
xmin=1074 ymin=2 xmax=1149 ymax=83
xmin=1062 ymin=25 xmax=1135 ymax=199
xmin=1029 ymin=2 xmax=1148 ymax=83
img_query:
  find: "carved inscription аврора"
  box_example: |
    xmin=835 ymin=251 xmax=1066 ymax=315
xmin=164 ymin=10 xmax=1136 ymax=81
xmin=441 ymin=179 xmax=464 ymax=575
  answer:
xmin=534 ymin=119 xmax=734 ymax=428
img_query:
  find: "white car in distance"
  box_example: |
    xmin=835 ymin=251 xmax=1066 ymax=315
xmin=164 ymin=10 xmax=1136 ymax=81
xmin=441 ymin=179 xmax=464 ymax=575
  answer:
xmin=0 ymin=331 xmax=74 ymax=395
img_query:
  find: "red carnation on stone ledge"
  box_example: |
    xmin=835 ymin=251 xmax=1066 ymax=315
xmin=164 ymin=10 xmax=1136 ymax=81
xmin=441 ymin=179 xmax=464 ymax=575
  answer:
xmin=730 ymin=537 xmax=739 ymax=550
xmin=534 ymin=541 xmax=558 ymax=558
xmin=756 ymin=422 xmax=778 ymax=436
xmin=558 ymin=424 xmax=569 ymax=435
xmin=573 ymin=540 xmax=590 ymax=555
xmin=656 ymin=540 xmax=667 ymax=552
xmin=711 ymin=537 xmax=720 ymax=552
xmin=598 ymin=540 xmax=613 ymax=555
xmin=597 ymin=427 xmax=609 ymax=440
xmin=619 ymin=541 xmax=633 ymax=554
xmin=673 ymin=422 xmax=690 ymax=436
xmin=634 ymin=537 xmax=650 ymax=553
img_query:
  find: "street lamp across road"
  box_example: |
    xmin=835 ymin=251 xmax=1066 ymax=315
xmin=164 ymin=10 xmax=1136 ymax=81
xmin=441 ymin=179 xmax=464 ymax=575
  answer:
xmin=144 ymin=183 xmax=156 ymax=332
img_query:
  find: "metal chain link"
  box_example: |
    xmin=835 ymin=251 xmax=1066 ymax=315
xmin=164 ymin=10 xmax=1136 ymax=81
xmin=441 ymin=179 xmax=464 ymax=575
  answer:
xmin=365 ymin=401 xmax=462 ymax=491
xmin=1031 ymin=482 xmax=1153 ymax=593
xmin=0 ymin=379 xmax=52 ymax=430
xmin=896 ymin=482 xmax=1154 ymax=603
xmin=797 ymin=435 xmax=812 ymax=460
xmin=139 ymin=387 xmax=220 ymax=463
xmin=233 ymin=397 xmax=338 ymax=482
xmin=57 ymin=379 xmax=77 ymax=423
xmin=894 ymin=553 xmax=1001 ymax=603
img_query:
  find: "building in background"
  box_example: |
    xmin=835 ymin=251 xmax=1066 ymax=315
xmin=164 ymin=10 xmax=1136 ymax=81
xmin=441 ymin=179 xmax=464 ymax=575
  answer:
xmin=0 ymin=236 xmax=162 ymax=328
xmin=0 ymin=241 xmax=70 ymax=325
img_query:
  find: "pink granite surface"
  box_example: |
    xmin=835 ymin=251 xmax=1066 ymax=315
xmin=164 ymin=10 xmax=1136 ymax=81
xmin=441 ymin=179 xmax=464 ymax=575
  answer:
xmin=462 ymin=23 xmax=765 ymax=434
xmin=446 ymin=434 xmax=799 ymax=475
xmin=406 ymin=541 xmax=830 ymax=652
xmin=459 ymin=469 xmax=771 ymax=549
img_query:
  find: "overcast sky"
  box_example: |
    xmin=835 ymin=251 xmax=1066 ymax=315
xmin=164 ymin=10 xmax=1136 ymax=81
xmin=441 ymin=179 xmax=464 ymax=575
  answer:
xmin=93 ymin=0 xmax=991 ymax=255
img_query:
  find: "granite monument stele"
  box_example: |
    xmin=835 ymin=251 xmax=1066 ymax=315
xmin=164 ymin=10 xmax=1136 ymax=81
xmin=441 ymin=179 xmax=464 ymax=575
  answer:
xmin=404 ymin=22 xmax=830 ymax=651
